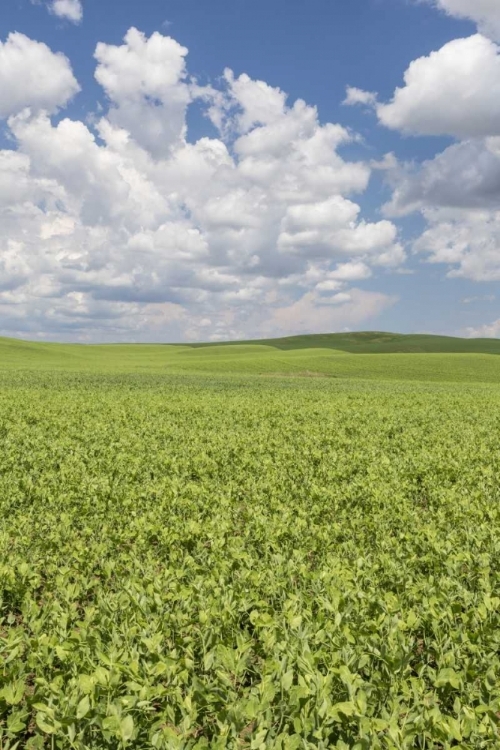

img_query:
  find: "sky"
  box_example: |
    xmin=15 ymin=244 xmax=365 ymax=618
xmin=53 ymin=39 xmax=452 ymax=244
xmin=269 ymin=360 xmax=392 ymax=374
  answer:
xmin=1 ymin=0 xmax=500 ymax=342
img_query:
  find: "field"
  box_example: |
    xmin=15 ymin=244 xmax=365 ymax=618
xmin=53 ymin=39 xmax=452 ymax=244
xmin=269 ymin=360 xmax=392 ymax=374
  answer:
xmin=1 ymin=336 xmax=500 ymax=748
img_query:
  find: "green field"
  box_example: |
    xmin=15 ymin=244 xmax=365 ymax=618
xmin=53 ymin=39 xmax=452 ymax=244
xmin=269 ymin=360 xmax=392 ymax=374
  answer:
xmin=1 ymin=333 xmax=500 ymax=383
xmin=1 ymin=335 xmax=500 ymax=749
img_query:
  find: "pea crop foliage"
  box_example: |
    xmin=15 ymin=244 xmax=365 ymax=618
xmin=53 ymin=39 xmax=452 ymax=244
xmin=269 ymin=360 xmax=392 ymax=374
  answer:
xmin=0 ymin=370 xmax=500 ymax=749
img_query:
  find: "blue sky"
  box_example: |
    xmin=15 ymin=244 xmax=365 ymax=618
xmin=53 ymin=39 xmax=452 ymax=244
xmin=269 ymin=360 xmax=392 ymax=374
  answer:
xmin=1 ymin=0 xmax=499 ymax=341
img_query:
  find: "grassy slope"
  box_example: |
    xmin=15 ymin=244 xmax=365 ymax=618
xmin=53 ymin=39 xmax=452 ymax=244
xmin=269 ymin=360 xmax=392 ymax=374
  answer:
xmin=188 ymin=331 xmax=500 ymax=353
xmin=1 ymin=334 xmax=500 ymax=382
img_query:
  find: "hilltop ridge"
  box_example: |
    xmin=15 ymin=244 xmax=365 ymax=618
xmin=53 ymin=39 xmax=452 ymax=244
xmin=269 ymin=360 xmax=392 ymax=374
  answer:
xmin=187 ymin=331 xmax=500 ymax=354
xmin=1 ymin=331 xmax=500 ymax=356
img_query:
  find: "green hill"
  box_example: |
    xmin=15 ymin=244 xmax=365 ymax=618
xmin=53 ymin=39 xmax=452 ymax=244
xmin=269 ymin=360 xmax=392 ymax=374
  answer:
xmin=1 ymin=332 xmax=500 ymax=383
xmin=188 ymin=331 xmax=500 ymax=354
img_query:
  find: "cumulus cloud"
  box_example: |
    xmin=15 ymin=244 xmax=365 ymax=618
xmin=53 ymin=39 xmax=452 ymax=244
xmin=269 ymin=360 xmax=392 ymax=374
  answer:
xmin=49 ymin=0 xmax=83 ymax=23
xmin=94 ymin=28 xmax=193 ymax=158
xmin=269 ymin=288 xmax=396 ymax=336
xmin=429 ymin=0 xmax=500 ymax=41
xmin=0 ymin=33 xmax=79 ymax=118
xmin=352 ymin=23 xmax=500 ymax=285
xmin=347 ymin=35 xmax=500 ymax=139
xmin=465 ymin=319 xmax=500 ymax=338
xmin=413 ymin=208 xmax=500 ymax=281
xmin=385 ymin=138 xmax=500 ymax=216
xmin=0 ymin=29 xmax=404 ymax=342
xmin=326 ymin=261 xmax=372 ymax=281
xmin=382 ymin=140 xmax=500 ymax=284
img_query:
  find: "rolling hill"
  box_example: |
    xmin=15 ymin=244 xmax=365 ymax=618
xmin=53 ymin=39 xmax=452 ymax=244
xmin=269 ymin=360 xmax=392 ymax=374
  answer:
xmin=187 ymin=331 xmax=500 ymax=354
xmin=1 ymin=332 xmax=500 ymax=383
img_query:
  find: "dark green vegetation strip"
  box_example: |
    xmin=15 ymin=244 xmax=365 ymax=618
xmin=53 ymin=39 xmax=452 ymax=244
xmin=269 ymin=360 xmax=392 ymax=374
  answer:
xmin=0 ymin=369 xmax=500 ymax=749
xmin=185 ymin=331 xmax=500 ymax=354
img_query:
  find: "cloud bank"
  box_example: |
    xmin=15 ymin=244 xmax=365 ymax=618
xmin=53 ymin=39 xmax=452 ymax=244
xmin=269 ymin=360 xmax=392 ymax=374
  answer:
xmin=347 ymin=3 xmax=500 ymax=293
xmin=0 ymin=28 xmax=401 ymax=341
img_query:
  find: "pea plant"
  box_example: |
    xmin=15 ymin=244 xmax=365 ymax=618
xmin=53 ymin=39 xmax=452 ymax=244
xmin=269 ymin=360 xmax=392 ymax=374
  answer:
xmin=0 ymin=372 xmax=499 ymax=748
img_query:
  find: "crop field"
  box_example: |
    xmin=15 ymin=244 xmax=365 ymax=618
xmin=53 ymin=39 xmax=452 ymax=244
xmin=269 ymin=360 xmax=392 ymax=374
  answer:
xmin=1 ymin=337 xmax=500 ymax=748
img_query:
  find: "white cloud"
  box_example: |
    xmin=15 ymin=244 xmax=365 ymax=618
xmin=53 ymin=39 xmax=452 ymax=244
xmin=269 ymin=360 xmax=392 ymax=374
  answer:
xmin=346 ymin=2 xmax=500 ymax=293
xmin=268 ymin=288 xmax=396 ymax=336
xmin=94 ymin=28 xmax=193 ymax=158
xmin=465 ymin=319 xmax=500 ymax=338
xmin=343 ymin=86 xmax=377 ymax=107
xmin=0 ymin=29 xmax=404 ymax=342
xmin=385 ymin=137 xmax=500 ymax=216
xmin=430 ymin=0 xmax=500 ymax=41
xmin=49 ymin=0 xmax=83 ymax=23
xmin=376 ymin=78 xmax=500 ymax=284
xmin=223 ymin=69 xmax=288 ymax=134
xmin=0 ymin=33 xmax=79 ymax=118
xmin=327 ymin=261 xmax=372 ymax=281
xmin=351 ymin=35 xmax=500 ymax=139
xmin=413 ymin=208 xmax=500 ymax=281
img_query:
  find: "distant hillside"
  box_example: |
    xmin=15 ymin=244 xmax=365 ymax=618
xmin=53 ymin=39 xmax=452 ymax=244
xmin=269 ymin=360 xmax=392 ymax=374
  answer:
xmin=189 ymin=331 xmax=500 ymax=354
xmin=1 ymin=331 xmax=500 ymax=358
xmin=1 ymin=333 xmax=500 ymax=382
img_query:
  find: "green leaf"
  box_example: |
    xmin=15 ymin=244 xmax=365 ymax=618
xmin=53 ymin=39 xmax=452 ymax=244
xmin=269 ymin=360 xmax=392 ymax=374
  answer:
xmin=356 ymin=690 xmax=367 ymax=714
xmin=7 ymin=710 xmax=28 ymax=733
xmin=76 ymin=695 xmax=90 ymax=719
xmin=35 ymin=713 xmax=57 ymax=735
xmin=78 ymin=674 xmax=94 ymax=694
xmin=372 ymin=718 xmax=389 ymax=732
xmin=2 ymin=680 xmax=24 ymax=706
xmin=282 ymin=670 xmax=294 ymax=691
xmin=339 ymin=666 xmax=353 ymax=686
xmin=435 ymin=668 xmax=461 ymax=689
xmin=330 ymin=701 xmax=356 ymax=718
xmin=120 ymin=715 xmax=134 ymax=742
xmin=33 ymin=704 xmax=54 ymax=717
xmin=447 ymin=716 xmax=462 ymax=742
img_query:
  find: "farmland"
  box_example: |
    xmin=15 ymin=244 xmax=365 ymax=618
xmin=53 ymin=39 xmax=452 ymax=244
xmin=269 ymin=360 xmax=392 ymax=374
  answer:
xmin=1 ymin=336 xmax=500 ymax=748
